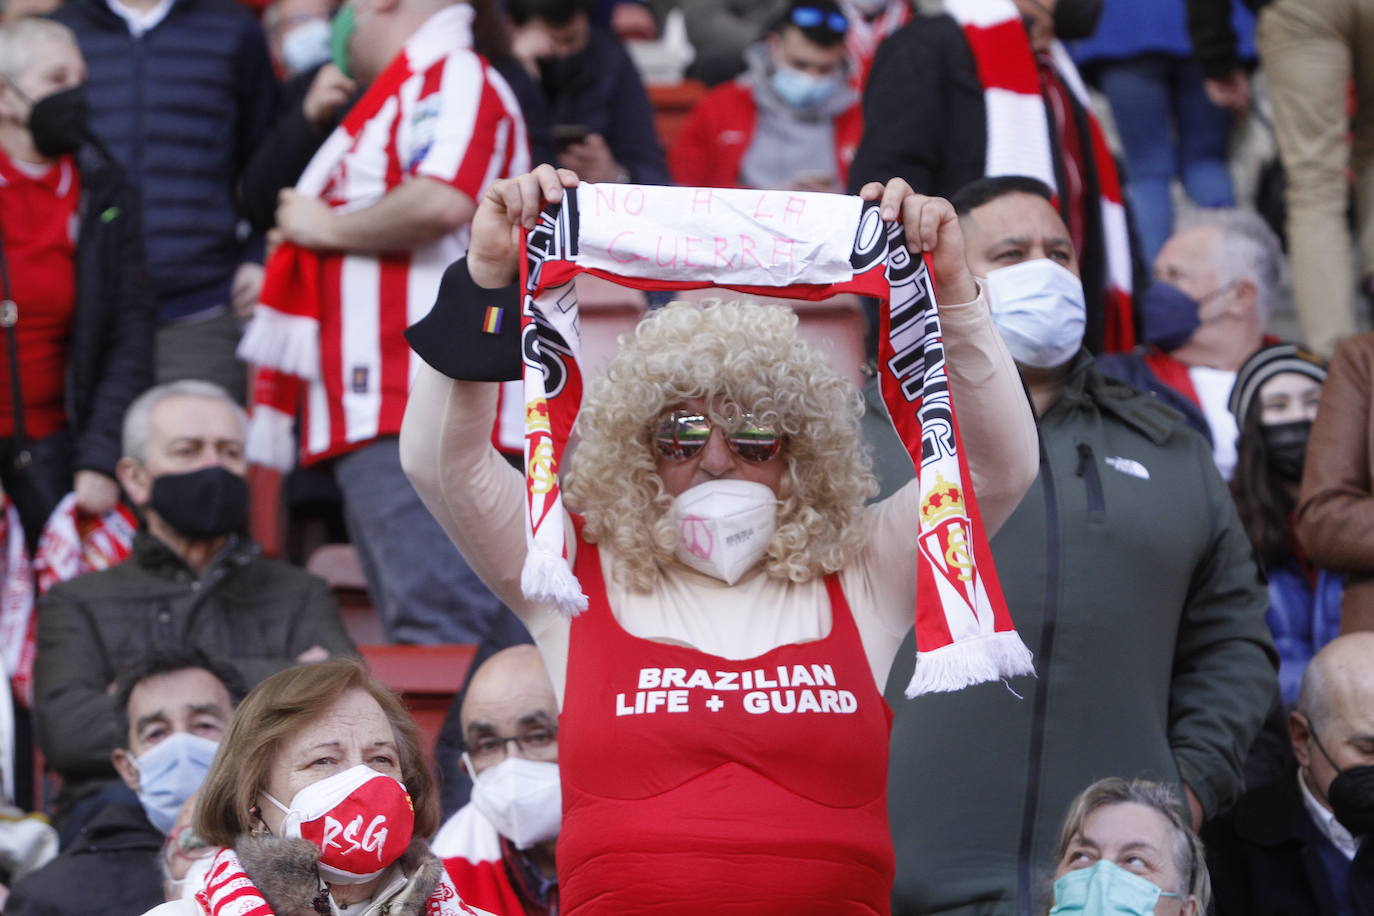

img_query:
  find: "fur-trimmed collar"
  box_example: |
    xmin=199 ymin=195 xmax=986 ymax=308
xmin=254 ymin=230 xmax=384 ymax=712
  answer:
xmin=233 ymin=834 xmax=444 ymax=916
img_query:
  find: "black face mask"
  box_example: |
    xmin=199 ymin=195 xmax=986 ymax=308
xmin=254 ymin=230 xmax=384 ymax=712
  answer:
xmin=1312 ymin=727 xmax=1374 ymax=837
xmin=537 ymin=50 xmax=589 ymax=93
xmin=1262 ymin=419 xmax=1312 ymax=481
xmin=27 ymin=85 xmax=90 ymax=158
xmin=1329 ymin=766 xmax=1374 ymax=838
xmin=148 ymin=466 xmax=248 ymax=540
xmin=1052 ymin=0 xmax=1104 ymax=41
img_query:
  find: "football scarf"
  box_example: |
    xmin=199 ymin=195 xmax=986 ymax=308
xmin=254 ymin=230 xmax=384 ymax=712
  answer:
xmin=193 ymin=847 xmax=484 ymax=916
xmin=0 ymin=498 xmax=30 ymax=706
xmin=517 ymin=183 xmax=1033 ymax=695
xmin=12 ymin=493 xmax=137 ymax=705
xmin=944 ymin=0 xmax=1134 ymax=352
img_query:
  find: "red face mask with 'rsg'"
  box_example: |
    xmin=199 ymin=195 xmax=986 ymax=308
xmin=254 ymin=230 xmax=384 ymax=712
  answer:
xmin=265 ymin=765 xmax=415 ymax=883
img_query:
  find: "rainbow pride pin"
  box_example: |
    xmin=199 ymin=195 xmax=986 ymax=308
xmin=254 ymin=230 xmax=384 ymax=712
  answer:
xmin=482 ymin=306 xmax=503 ymax=335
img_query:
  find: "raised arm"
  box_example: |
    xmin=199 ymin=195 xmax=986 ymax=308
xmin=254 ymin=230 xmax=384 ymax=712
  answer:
xmin=400 ymin=165 xmax=582 ymax=639
xmin=852 ymin=180 xmax=1039 ymax=637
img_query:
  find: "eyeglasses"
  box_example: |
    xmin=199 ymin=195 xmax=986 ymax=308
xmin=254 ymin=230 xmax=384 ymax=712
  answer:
xmin=467 ymin=725 xmax=558 ymax=768
xmin=653 ymin=410 xmax=783 ymax=464
xmin=163 ymin=824 xmax=213 ymax=865
xmin=791 ymin=5 xmax=849 ymax=34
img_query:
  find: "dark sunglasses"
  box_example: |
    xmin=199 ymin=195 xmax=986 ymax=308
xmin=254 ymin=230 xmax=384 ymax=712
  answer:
xmin=653 ymin=410 xmax=783 ymax=464
xmin=791 ymin=5 xmax=849 ymax=35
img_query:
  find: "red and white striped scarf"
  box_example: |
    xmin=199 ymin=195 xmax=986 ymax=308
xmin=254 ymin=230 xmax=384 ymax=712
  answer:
xmin=944 ymin=0 xmax=1134 ymax=352
xmin=0 ymin=499 xmax=30 ymax=708
xmin=0 ymin=492 xmax=134 ymax=707
xmin=193 ymin=847 xmax=487 ymax=916
xmin=517 ymin=183 xmax=1033 ymax=695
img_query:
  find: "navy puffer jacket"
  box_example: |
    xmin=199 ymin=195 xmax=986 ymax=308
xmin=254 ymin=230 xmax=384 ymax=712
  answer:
xmin=52 ymin=0 xmax=277 ymax=323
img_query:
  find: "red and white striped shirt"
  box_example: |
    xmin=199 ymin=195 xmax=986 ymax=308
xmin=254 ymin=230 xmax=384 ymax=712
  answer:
xmin=299 ymin=3 xmax=529 ymax=464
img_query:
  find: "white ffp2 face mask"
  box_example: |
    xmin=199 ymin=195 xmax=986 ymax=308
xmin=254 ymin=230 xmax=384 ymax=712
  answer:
xmin=984 ymin=258 xmax=1087 ymax=369
xmin=670 ymin=479 xmax=777 ymax=584
xmin=465 ymin=755 xmax=562 ymax=850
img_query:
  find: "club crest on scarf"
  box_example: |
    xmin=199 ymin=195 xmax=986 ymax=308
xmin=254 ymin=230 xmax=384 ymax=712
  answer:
xmin=515 ymin=183 xmax=1034 ymax=695
xmin=873 ymin=217 xmax=1033 ymax=695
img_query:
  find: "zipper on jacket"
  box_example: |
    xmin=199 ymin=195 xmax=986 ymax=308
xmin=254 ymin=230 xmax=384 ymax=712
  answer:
xmin=1015 ymin=438 xmax=1059 ymax=916
xmin=1075 ymin=442 xmax=1105 ymax=518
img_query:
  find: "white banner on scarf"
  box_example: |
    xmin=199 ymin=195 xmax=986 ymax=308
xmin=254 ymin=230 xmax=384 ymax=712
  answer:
xmin=571 ymin=184 xmax=864 ymax=287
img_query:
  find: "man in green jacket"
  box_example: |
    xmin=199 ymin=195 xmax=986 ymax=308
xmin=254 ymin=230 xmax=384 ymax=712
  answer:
xmin=33 ymin=380 xmax=355 ymax=836
xmin=869 ymin=176 xmax=1278 ymax=915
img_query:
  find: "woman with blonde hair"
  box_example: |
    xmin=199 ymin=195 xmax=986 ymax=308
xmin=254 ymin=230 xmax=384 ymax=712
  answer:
xmin=142 ymin=658 xmax=490 ymax=916
xmin=1047 ymin=777 xmax=1211 ymax=915
xmin=400 ymin=164 xmax=1040 ymax=911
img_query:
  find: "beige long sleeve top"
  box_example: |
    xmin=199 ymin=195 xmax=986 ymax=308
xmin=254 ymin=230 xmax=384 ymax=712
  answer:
xmin=399 ymin=290 xmax=1038 ymax=702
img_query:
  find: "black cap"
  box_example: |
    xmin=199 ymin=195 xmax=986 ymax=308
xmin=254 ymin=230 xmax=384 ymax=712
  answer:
xmin=404 ymin=257 xmax=522 ymax=382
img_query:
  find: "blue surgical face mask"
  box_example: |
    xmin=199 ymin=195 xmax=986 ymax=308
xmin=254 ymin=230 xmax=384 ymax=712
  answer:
xmin=134 ymin=732 xmax=220 ymax=833
xmin=1050 ymin=859 xmax=1184 ymax=915
xmin=1139 ymin=281 xmax=1201 ymax=352
xmin=985 ymin=258 xmax=1087 ymax=369
xmin=1140 ymin=280 xmax=1239 ymax=352
xmin=770 ymin=61 xmax=841 ymax=109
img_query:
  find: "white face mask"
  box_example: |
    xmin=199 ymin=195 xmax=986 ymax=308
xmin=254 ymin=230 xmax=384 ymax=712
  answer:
xmin=670 ymin=479 xmax=777 ymax=584
xmin=984 ymin=258 xmax=1087 ymax=369
xmin=280 ymin=17 xmax=332 ymax=75
xmin=465 ymin=755 xmax=562 ymax=850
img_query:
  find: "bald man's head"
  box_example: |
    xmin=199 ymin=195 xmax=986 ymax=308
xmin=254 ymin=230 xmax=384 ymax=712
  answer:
xmin=1291 ymin=634 xmax=1374 ymax=810
xmin=461 ymin=645 xmax=558 ymax=776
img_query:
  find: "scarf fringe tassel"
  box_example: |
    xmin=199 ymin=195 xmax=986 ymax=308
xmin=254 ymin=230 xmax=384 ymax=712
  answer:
xmin=245 ymin=406 xmax=298 ymax=471
xmin=905 ymin=631 xmax=1036 ymax=698
xmin=238 ymin=307 xmax=323 ymax=382
xmin=521 ymin=549 xmax=588 ymax=617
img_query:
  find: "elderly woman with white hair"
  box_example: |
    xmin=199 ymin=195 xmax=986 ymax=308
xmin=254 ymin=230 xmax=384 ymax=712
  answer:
xmin=400 ymin=164 xmax=1040 ymax=912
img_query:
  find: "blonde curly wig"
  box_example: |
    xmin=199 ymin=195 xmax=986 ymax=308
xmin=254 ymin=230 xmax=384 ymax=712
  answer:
xmin=565 ymin=299 xmax=877 ymax=591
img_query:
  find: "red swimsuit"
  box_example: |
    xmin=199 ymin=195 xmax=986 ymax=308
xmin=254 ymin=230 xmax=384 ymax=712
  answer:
xmin=557 ymin=537 xmax=895 ymax=913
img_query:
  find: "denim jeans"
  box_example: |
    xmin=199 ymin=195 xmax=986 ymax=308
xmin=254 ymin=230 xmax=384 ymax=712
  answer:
xmin=334 ymin=436 xmax=525 ymax=645
xmin=1096 ymin=54 xmax=1236 ymax=262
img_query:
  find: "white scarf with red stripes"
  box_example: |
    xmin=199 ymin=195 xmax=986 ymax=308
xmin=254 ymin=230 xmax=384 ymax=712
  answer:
xmin=518 ymin=183 xmax=1033 ymax=695
xmin=944 ymin=0 xmax=1134 ymax=350
xmin=193 ymin=847 xmax=485 ymax=916
xmin=0 ymin=493 xmax=134 ymax=708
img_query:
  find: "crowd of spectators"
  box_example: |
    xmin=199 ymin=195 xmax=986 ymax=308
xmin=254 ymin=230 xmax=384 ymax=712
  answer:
xmin=0 ymin=0 xmax=1371 ymax=912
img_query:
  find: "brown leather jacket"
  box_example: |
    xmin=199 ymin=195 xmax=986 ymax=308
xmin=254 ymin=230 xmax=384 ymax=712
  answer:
xmin=1296 ymin=332 xmax=1374 ymax=631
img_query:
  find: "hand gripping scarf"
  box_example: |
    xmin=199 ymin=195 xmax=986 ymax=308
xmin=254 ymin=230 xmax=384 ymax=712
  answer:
xmin=517 ymin=183 xmax=1033 ymax=696
xmin=193 ymin=847 xmax=486 ymax=916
